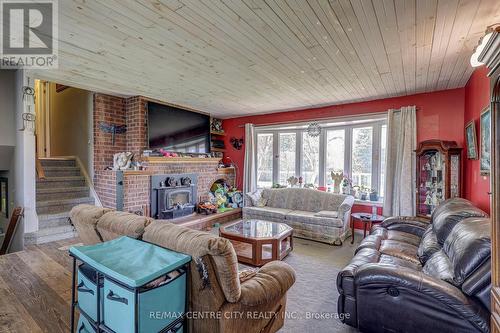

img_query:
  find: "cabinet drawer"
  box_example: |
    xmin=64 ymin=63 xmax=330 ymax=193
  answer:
xmin=77 ymin=264 xmax=102 ymax=321
xmin=138 ymin=273 xmax=186 ymax=332
xmin=103 ymin=278 xmax=135 ymax=333
xmin=77 ymin=315 xmax=96 ymax=333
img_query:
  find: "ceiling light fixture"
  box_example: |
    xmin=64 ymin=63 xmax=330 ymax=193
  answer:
xmin=470 ymin=24 xmax=499 ymax=67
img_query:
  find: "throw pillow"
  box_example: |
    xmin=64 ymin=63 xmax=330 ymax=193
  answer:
xmin=314 ymin=210 xmax=339 ymax=218
xmin=256 ymin=197 xmax=268 ymax=207
xmin=246 ymin=189 xmax=263 ymax=206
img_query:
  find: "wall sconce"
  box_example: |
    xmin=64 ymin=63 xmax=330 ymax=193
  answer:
xmin=470 ymin=24 xmax=499 ymax=67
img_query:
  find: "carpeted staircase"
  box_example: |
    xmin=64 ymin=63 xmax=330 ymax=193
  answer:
xmin=26 ymin=158 xmax=94 ymax=244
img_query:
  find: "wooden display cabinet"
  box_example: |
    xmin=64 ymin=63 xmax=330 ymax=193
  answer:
xmin=415 ymin=140 xmax=462 ymax=218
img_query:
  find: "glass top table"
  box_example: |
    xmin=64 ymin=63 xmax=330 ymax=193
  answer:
xmin=222 ymin=219 xmax=292 ymax=239
xmin=219 ymin=219 xmax=293 ymax=266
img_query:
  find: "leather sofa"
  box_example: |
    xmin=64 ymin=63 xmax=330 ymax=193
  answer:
xmin=70 ymin=205 xmax=296 ymax=333
xmin=243 ymin=188 xmax=355 ymax=245
xmin=337 ymin=198 xmax=491 ymax=333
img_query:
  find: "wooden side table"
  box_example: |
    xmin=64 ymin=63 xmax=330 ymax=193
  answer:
xmin=351 ymin=213 xmax=385 ymax=244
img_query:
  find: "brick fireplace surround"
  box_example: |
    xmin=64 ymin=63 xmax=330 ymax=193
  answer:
xmin=93 ymin=94 xmax=235 ymax=216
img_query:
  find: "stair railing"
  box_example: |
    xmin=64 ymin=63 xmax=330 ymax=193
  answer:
xmin=36 ymin=156 xmax=46 ymax=180
xmin=72 ymin=156 xmax=103 ymax=207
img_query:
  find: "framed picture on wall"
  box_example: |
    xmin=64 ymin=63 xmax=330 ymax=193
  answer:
xmin=465 ymin=120 xmax=478 ymax=159
xmin=0 ymin=178 xmax=7 ymax=218
xmin=480 ymin=106 xmax=491 ymax=175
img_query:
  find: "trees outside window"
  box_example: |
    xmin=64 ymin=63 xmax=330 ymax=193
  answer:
xmin=302 ymin=134 xmax=320 ymax=186
xmin=255 ymin=119 xmax=386 ymax=199
xmin=257 ymin=133 xmax=273 ymax=188
xmin=279 ymin=133 xmax=296 ymax=185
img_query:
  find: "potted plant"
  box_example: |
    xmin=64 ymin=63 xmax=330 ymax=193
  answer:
xmin=369 ymin=189 xmax=379 ymax=201
xmin=360 ymin=187 xmax=368 ymax=201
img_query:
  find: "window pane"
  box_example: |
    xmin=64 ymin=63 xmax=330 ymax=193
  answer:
xmin=326 ymin=129 xmax=345 ymax=188
xmin=380 ymin=125 xmax=387 ymax=197
xmin=352 ymin=127 xmax=373 ymax=190
xmin=278 ymin=133 xmax=296 ymax=185
xmin=301 ymin=133 xmax=320 ymax=186
xmin=257 ymin=133 xmax=273 ymax=188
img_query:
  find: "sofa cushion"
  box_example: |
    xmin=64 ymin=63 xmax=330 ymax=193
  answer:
xmin=417 ymin=225 xmax=441 ymax=264
xmin=243 ymin=206 xmax=293 ymax=220
xmin=96 ymin=211 xmax=152 ymax=241
xmin=422 ymin=249 xmax=455 ymax=284
xmin=430 ymin=197 xmax=475 ymax=221
xmin=433 ymin=204 xmax=487 ymax=245
xmin=143 ymin=221 xmax=241 ymax=303
xmin=70 ymin=204 xmax=112 ymax=245
xmin=261 ymin=188 xmax=350 ymax=212
xmin=314 ymin=210 xmax=338 ymax=218
xmin=443 ymin=217 xmax=491 ymax=285
xmin=379 ymin=240 xmax=420 ymax=265
xmin=371 ymin=228 xmax=421 ymax=246
xmin=286 ymin=210 xmax=343 ymax=227
xmin=378 ymin=254 xmax=422 ymax=271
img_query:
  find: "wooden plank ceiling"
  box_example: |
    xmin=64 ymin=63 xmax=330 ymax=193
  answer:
xmin=29 ymin=0 xmax=500 ymax=118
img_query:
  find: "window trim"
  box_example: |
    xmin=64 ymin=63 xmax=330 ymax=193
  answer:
xmin=255 ymin=118 xmax=387 ymax=196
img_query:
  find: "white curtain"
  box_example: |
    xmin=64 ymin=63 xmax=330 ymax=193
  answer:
xmin=243 ymin=123 xmax=256 ymax=197
xmin=383 ymin=106 xmax=417 ymax=217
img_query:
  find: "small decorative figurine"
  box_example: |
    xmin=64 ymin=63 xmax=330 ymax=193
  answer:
xmin=113 ymin=152 xmax=134 ymax=170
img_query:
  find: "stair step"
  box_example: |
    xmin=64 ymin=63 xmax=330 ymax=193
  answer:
xmin=38 ymin=213 xmax=71 ymax=229
xmin=36 ymin=197 xmax=94 ymax=215
xmin=37 ymin=186 xmax=88 ymax=194
xmin=24 ymin=225 xmax=77 ymax=245
xmin=36 ymin=187 xmax=89 ymax=201
xmin=39 ymin=158 xmax=76 ymax=167
xmin=43 ymin=166 xmax=81 ymax=177
xmin=37 ymin=176 xmax=86 ymax=188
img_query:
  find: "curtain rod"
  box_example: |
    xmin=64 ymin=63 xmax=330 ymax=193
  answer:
xmin=235 ymin=106 xmax=418 ymax=128
xmin=235 ymin=109 xmax=390 ymax=128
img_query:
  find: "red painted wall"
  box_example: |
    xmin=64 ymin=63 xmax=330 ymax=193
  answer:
xmin=464 ymin=67 xmax=491 ymax=213
xmin=223 ymin=88 xmax=466 ymax=190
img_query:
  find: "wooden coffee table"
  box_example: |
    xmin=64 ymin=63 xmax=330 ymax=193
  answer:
xmin=219 ymin=219 xmax=293 ymax=267
xmin=351 ymin=213 xmax=385 ymax=244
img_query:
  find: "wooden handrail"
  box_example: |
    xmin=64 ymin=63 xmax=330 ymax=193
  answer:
xmin=35 ymin=157 xmax=45 ymax=180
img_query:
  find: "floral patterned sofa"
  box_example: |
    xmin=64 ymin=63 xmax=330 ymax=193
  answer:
xmin=243 ymin=188 xmax=355 ymax=245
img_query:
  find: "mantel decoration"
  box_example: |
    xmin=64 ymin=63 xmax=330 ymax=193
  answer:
xmin=211 ymin=118 xmax=223 ymax=133
xmin=465 ymin=120 xmax=478 ymax=159
xmin=113 ymin=152 xmax=134 ymax=170
xmin=99 ymin=122 xmax=127 ymax=145
xmin=480 ymin=106 xmax=491 ymax=175
xmin=230 ymin=137 xmax=244 ymax=150
xmin=307 ymin=122 xmax=321 ymax=137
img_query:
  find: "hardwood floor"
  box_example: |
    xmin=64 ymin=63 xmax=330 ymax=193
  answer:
xmin=0 ymin=238 xmax=81 ymax=333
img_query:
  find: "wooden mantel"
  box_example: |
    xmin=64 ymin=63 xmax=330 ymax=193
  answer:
xmin=145 ymin=156 xmax=221 ymax=164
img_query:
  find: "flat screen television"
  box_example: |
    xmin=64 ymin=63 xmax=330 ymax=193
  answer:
xmin=147 ymin=102 xmax=210 ymax=153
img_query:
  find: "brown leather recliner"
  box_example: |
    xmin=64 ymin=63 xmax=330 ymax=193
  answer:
xmin=70 ymin=205 xmax=296 ymax=333
xmin=337 ymin=198 xmax=491 ymax=333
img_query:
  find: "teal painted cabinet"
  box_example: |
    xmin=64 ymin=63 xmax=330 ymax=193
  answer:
xmin=69 ymin=236 xmax=191 ymax=333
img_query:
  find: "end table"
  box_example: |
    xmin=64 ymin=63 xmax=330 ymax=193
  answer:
xmin=351 ymin=213 xmax=385 ymax=244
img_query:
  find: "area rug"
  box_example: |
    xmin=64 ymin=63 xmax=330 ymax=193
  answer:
xmin=278 ymin=238 xmax=359 ymax=333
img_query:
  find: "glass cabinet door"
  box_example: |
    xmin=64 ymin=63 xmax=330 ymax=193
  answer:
xmin=417 ymin=150 xmax=446 ymax=217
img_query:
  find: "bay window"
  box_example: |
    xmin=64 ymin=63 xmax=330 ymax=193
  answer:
xmin=255 ymin=117 xmax=387 ymax=199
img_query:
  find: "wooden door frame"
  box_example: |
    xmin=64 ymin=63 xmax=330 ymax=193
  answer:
xmin=490 ymin=69 xmax=500 ymax=333
xmin=478 ymin=26 xmax=500 ymax=333
xmin=35 ymin=80 xmax=51 ymax=157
